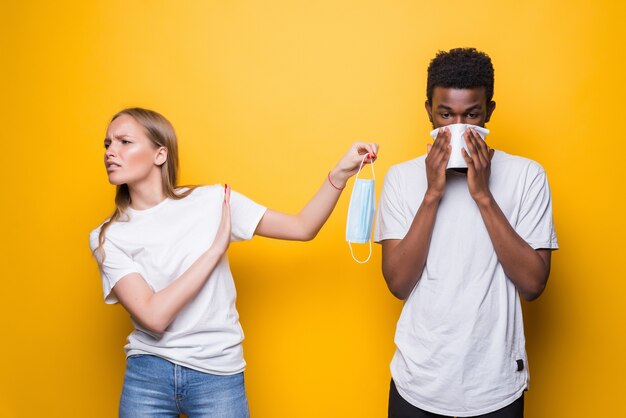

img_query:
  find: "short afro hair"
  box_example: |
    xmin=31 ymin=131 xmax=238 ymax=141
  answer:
xmin=426 ymin=48 xmax=494 ymax=103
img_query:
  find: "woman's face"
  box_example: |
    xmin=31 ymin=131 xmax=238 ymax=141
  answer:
xmin=103 ymin=114 xmax=165 ymax=187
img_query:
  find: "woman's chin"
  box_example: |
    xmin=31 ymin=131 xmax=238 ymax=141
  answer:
xmin=107 ymin=175 xmax=127 ymax=186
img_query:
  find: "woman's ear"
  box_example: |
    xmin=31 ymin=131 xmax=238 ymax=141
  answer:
xmin=154 ymin=147 xmax=168 ymax=166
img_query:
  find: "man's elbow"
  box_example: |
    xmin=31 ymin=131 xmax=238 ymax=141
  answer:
xmin=521 ymin=277 xmax=548 ymax=302
xmin=383 ymin=270 xmax=410 ymax=300
xmin=388 ymin=286 xmax=409 ymax=300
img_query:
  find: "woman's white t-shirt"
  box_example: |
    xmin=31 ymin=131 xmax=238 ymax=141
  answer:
xmin=89 ymin=185 xmax=267 ymax=375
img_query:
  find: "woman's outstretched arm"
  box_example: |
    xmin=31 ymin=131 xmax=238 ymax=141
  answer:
xmin=255 ymin=142 xmax=378 ymax=241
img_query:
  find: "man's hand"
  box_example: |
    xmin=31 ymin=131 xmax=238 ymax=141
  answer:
xmin=462 ymin=127 xmax=495 ymax=204
xmin=425 ymin=127 xmax=451 ymax=201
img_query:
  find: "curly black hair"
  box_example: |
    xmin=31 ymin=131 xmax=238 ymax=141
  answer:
xmin=426 ymin=48 xmax=494 ymax=103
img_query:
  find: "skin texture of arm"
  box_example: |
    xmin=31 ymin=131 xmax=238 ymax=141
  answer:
xmin=462 ymin=128 xmax=551 ymax=300
xmin=381 ymin=128 xmax=450 ymax=300
xmin=111 ymin=186 xmax=232 ymax=334
xmin=255 ymin=142 xmax=379 ymax=241
xmin=381 ymin=128 xmax=551 ymax=301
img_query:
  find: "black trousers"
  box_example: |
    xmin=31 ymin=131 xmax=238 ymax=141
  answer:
xmin=388 ymin=379 xmax=524 ymax=418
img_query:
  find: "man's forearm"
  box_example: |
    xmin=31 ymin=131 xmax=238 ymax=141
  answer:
xmin=476 ymin=194 xmax=550 ymax=300
xmin=382 ymin=194 xmax=441 ymax=300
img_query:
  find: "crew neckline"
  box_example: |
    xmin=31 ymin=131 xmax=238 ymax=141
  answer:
xmin=126 ymin=196 xmax=172 ymax=215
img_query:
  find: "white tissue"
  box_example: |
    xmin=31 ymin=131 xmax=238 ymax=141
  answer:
xmin=429 ymin=123 xmax=490 ymax=169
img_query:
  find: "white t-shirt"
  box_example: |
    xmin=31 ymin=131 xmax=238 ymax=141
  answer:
xmin=374 ymin=151 xmax=558 ymax=416
xmin=89 ymin=185 xmax=267 ymax=375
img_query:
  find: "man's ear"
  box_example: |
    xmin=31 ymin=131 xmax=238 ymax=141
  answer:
xmin=485 ymin=101 xmax=496 ymax=123
xmin=155 ymin=147 xmax=168 ymax=166
xmin=425 ymin=100 xmax=434 ymax=124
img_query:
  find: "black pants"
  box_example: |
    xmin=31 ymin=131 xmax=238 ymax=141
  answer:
xmin=388 ymin=379 xmax=524 ymax=418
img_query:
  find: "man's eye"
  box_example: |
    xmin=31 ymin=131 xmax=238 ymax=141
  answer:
xmin=467 ymin=113 xmax=478 ymax=118
xmin=441 ymin=113 xmax=450 ymax=118
xmin=122 ymin=140 xmax=131 ymax=144
xmin=104 ymin=143 xmax=110 ymax=149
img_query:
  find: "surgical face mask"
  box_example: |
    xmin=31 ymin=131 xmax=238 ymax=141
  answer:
xmin=429 ymin=123 xmax=490 ymax=169
xmin=346 ymin=155 xmax=376 ymax=264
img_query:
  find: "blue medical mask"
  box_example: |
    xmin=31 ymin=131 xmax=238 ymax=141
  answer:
xmin=346 ymin=155 xmax=376 ymax=263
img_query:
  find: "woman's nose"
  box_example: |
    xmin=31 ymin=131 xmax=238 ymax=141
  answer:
xmin=105 ymin=144 xmax=117 ymax=157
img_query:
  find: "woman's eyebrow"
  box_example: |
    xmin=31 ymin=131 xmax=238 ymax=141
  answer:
xmin=105 ymin=134 xmax=133 ymax=141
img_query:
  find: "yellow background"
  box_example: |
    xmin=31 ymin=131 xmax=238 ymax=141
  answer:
xmin=1 ymin=1 xmax=624 ymax=417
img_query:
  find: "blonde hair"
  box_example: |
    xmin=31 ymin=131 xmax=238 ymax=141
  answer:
xmin=95 ymin=108 xmax=195 ymax=264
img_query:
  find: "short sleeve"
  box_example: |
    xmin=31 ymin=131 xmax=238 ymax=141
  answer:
xmin=229 ymin=190 xmax=267 ymax=242
xmin=375 ymin=167 xmax=410 ymax=242
xmin=515 ymin=167 xmax=559 ymax=250
xmin=89 ymin=229 xmax=139 ymax=304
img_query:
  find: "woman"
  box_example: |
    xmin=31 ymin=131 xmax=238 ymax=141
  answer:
xmin=90 ymin=107 xmax=378 ymax=417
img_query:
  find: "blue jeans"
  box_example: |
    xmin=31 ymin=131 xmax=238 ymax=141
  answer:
xmin=120 ymin=354 xmax=250 ymax=418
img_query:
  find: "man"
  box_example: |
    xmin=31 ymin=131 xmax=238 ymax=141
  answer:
xmin=375 ymin=48 xmax=558 ymax=417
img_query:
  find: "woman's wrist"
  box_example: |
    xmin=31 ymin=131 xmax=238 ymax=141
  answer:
xmin=328 ymin=167 xmax=349 ymax=189
xmin=206 ymin=242 xmax=228 ymax=260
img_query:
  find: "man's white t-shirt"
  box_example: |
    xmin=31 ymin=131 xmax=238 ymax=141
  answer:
xmin=89 ymin=185 xmax=267 ymax=375
xmin=374 ymin=151 xmax=558 ymax=416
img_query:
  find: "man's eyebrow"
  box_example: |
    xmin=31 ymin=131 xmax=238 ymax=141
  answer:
xmin=463 ymin=104 xmax=483 ymax=112
xmin=436 ymin=104 xmax=483 ymax=112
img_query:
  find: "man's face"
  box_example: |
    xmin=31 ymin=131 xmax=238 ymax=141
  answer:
xmin=425 ymin=86 xmax=496 ymax=129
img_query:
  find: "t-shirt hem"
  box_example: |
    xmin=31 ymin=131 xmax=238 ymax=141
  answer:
xmin=245 ymin=206 xmax=267 ymax=240
xmin=104 ymin=269 xmax=140 ymax=304
xmin=528 ymin=240 xmax=559 ymax=250
xmin=394 ymin=381 xmax=527 ymax=417
xmin=374 ymin=233 xmax=406 ymax=243
xmin=126 ymin=350 xmax=246 ymax=376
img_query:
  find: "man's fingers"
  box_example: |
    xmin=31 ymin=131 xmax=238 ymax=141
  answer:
xmin=461 ymin=147 xmax=473 ymax=165
xmin=434 ymin=127 xmax=450 ymax=148
xmin=467 ymin=130 xmax=485 ymax=165
xmin=471 ymin=129 xmax=491 ymax=165
xmin=464 ymin=129 xmax=488 ymax=167
xmin=430 ymin=142 xmax=450 ymax=168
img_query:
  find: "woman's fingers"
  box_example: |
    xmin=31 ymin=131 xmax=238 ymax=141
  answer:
xmin=223 ymin=184 xmax=231 ymax=204
xmin=351 ymin=141 xmax=379 ymax=164
xmin=221 ymin=185 xmax=231 ymax=231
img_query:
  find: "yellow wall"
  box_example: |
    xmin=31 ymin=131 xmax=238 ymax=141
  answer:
xmin=1 ymin=1 xmax=624 ymax=416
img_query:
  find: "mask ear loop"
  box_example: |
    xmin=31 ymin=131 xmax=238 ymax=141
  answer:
xmin=349 ymin=240 xmax=372 ymax=264
xmin=352 ymin=152 xmax=376 ymax=184
xmin=348 ymin=153 xmax=375 ymax=264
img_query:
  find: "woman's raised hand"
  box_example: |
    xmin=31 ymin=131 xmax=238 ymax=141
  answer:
xmin=211 ymin=184 xmax=232 ymax=255
xmin=329 ymin=142 xmax=379 ymax=189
